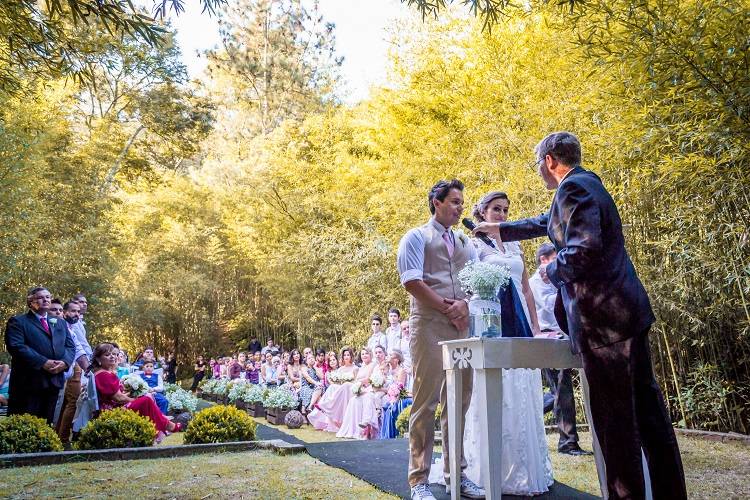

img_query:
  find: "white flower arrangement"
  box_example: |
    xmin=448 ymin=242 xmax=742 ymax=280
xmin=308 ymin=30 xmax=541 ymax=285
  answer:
xmin=351 ymin=381 xmax=363 ymax=396
xmin=328 ymin=370 xmax=341 ymax=384
xmin=458 ymin=260 xmax=512 ymax=299
xmin=228 ymin=380 xmax=252 ymax=402
xmin=338 ymin=372 xmax=355 ymax=383
xmin=213 ymin=378 xmax=230 ymax=396
xmin=242 ymin=384 xmax=267 ymax=405
xmin=164 ymin=383 xmax=181 ymax=395
xmin=166 ymin=387 xmax=199 ymax=413
xmin=369 ymin=369 xmax=385 ymax=389
xmin=263 ymin=387 xmax=298 ymax=410
xmin=199 ymin=378 xmax=217 ymax=394
xmin=121 ymin=374 xmax=149 ymax=397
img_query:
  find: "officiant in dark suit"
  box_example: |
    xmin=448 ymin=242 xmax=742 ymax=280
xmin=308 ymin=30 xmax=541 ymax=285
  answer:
xmin=474 ymin=132 xmax=686 ymax=499
xmin=5 ymin=286 xmax=76 ymax=423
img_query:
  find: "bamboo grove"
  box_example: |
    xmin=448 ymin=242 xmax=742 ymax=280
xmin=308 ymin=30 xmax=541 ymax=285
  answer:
xmin=0 ymin=1 xmax=748 ymax=433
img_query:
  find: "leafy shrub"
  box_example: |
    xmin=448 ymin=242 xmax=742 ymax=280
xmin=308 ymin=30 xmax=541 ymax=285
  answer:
xmin=242 ymin=384 xmax=267 ymax=405
xmin=396 ymin=403 xmax=441 ymax=437
xmin=184 ymin=405 xmax=257 ymax=444
xmin=0 ymin=414 xmax=64 ymax=454
xmin=262 ymin=387 xmax=299 ymax=410
xmin=76 ymin=408 xmax=157 ymax=450
xmin=167 ymin=387 xmax=199 ymax=413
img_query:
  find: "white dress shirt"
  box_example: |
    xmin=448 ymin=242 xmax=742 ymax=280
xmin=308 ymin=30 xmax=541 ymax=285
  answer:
xmin=366 ymin=332 xmax=388 ymax=353
xmin=528 ymin=269 xmax=561 ymax=331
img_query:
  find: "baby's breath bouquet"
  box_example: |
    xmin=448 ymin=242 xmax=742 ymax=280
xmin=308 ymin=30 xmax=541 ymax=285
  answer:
xmin=369 ymin=369 xmax=385 ymax=389
xmin=458 ymin=261 xmax=512 ymax=299
xmin=121 ymin=374 xmax=149 ymax=397
xmin=338 ymin=371 xmax=355 ymax=383
xmin=328 ymin=370 xmax=341 ymax=384
xmin=351 ymin=381 xmax=363 ymax=396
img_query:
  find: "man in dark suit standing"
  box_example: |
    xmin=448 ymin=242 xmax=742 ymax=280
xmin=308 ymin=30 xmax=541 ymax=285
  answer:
xmin=5 ymin=286 xmax=75 ymax=423
xmin=474 ymin=132 xmax=686 ymax=499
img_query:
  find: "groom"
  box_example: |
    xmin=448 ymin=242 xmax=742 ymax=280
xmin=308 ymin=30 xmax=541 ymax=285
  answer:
xmin=475 ymin=132 xmax=686 ymax=499
xmin=397 ymin=180 xmax=484 ymax=500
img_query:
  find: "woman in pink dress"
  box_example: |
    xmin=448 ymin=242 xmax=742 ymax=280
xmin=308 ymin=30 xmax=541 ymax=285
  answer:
xmin=91 ymin=343 xmax=182 ymax=442
xmin=336 ymin=347 xmax=388 ymax=439
xmin=308 ymin=347 xmax=358 ymax=432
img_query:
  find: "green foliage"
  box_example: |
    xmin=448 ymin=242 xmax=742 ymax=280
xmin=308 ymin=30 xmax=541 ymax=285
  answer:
xmin=184 ymin=405 xmax=257 ymax=444
xmin=395 ymin=403 xmax=440 ymax=437
xmin=0 ymin=414 xmax=64 ymax=454
xmin=76 ymin=408 xmax=157 ymax=450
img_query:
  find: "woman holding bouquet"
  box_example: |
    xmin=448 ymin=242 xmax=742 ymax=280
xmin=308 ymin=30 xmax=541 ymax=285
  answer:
xmin=336 ymin=347 xmax=386 ymax=439
xmin=91 ymin=343 xmax=182 ymax=439
xmin=380 ymin=349 xmax=412 ymax=439
xmin=309 ymin=347 xmax=358 ymax=432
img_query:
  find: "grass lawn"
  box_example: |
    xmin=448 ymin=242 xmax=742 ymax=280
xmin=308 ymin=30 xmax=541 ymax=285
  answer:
xmin=0 ymin=450 xmax=397 ymax=499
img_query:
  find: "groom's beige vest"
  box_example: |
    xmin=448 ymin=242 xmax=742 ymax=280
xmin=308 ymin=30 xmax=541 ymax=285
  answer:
xmin=410 ymin=222 xmax=472 ymax=320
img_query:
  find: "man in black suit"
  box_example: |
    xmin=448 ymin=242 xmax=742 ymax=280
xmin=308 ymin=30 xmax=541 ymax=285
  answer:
xmin=475 ymin=132 xmax=686 ymax=499
xmin=5 ymin=286 xmax=76 ymax=423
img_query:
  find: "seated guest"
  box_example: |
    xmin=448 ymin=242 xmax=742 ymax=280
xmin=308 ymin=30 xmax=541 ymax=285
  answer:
xmin=302 ymin=347 xmax=312 ymax=359
xmin=299 ymin=354 xmax=323 ymax=412
xmin=140 ymin=361 xmax=169 ymax=415
xmin=229 ymin=353 xmax=246 ymax=380
xmin=116 ymin=350 xmax=131 ymax=379
xmin=309 ymin=347 xmax=358 ymax=432
xmin=133 ymin=346 xmax=159 ymax=370
xmin=380 ymin=349 xmax=412 ymax=439
xmin=219 ymin=357 xmax=229 ymax=378
xmin=91 ymin=343 xmax=181 ymax=441
xmin=245 ymin=361 xmax=261 ymax=384
xmin=262 ymin=356 xmax=284 ymax=387
xmin=0 ymin=364 xmax=10 ymax=406
xmin=191 ymin=355 xmax=206 ymax=389
xmin=337 ymin=347 xmax=385 ymax=440
xmin=210 ymin=358 xmax=220 ymax=379
xmin=286 ymin=350 xmax=303 ymax=391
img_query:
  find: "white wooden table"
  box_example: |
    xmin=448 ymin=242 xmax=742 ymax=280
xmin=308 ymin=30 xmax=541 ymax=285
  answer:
xmin=440 ymin=337 xmax=651 ymax=500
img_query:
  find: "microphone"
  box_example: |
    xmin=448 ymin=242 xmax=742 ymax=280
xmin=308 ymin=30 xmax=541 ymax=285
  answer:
xmin=462 ymin=218 xmax=495 ymax=248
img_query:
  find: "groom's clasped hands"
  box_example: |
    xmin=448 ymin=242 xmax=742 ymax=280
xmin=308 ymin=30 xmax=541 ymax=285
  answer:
xmin=443 ymin=297 xmax=469 ymax=332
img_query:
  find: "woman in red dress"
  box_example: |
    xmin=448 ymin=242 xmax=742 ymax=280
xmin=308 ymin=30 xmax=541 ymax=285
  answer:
xmin=91 ymin=343 xmax=182 ymax=435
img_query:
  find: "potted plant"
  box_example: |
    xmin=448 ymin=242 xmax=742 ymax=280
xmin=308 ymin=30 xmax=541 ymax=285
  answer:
xmin=263 ymin=387 xmax=298 ymax=425
xmin=166 ymin=386 xmax=199 ymax=416
xmin=228 ymin=380 xmax=251 ymax=409
xmin=243 ymin=385 xmax=267 ymax=417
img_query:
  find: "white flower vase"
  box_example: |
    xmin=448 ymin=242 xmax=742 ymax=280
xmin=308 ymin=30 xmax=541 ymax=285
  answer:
xmin=468 ymin=293 xmax=502 ymax=338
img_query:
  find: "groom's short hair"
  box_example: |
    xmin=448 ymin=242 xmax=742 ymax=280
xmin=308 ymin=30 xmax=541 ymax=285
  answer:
xmin=535 ymin=242 xmax=557 ymax=265
xmin=535 ymin=132 xmax=581 ymax=167
xmin=428 ymin=179 xmax=464 ymax=214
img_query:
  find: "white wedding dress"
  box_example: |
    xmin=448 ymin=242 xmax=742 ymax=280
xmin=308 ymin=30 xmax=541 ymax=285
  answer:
xmin=429 ymin=239 xmax=554 ymax=495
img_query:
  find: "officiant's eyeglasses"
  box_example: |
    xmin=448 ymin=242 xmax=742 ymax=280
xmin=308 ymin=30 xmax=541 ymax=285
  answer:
xmin=528 ymin=158 xmax=544 ymax=171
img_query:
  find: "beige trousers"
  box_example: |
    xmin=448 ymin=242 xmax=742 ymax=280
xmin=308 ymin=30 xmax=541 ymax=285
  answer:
xmin=56 ymin=364 xmax=82 ymax=443
xmin=408 ymin=312 xmax=473 ymax=487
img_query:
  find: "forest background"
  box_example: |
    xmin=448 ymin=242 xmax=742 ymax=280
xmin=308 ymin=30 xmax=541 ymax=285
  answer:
xmin=0 ymin=0 xmax=748 ymax=434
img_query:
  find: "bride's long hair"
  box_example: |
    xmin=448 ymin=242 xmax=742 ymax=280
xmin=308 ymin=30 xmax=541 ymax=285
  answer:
xmin=472 ymin=191 xmax=509 ymax=222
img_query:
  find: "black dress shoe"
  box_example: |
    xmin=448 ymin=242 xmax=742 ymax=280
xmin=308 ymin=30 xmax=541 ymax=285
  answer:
xmin=559 ymin=447 xmax=593 ymax=456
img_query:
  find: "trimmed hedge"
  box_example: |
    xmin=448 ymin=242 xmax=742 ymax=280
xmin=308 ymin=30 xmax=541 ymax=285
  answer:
xmin=76 ymin=408 xmax=157 ymax=450
xmin=184 ymin=405 xmax=257 ymax=444
xmin=0 ymin=414 xmax=64 ymax=454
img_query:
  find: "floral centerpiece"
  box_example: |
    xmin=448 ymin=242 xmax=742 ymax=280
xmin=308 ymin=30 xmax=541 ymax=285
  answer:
xmin=263 ymin=387 xmax=299 ymax=425
xmin=166 ymin=387 xmax=199 ymax=413
xmin=121 ymin=374 xmax=149 ymax=397
xmin=458 ymin=261 xmax=511 ymax=299
xmin=243 ymin=384 xmax=267 ymax=417
xmin=328 ymin=370 xmax=341 ymax=384
xmin=458 ymin=261 xmax=512 ymax=338
xmin=164 ymin=383 xmax=181 ymax=395
xmin=228 ymin=380 xmax=251 ymax=403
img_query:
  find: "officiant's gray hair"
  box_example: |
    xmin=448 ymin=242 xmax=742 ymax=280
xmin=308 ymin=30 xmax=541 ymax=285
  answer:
xmin=535 ymin=131 xmax=581 ymax=167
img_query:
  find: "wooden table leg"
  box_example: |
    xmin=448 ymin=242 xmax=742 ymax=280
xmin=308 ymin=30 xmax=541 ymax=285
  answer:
xmin=476 ymin=368 xmax=502 ymax=500
xmin=580 ymin=369 xmax=608 ymax=499
xmin=446 ymin=367 xmax=463 ymax=500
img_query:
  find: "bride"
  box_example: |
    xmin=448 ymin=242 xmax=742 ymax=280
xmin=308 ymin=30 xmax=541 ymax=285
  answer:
xmin=429 ymin=191 xmax=554 ymax=495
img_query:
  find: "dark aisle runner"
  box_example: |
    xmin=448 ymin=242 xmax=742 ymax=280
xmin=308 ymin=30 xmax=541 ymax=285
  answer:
xmin=255 ymin=423 xmax=306 ymax=445
xmin=303 ymin=437 xmax=600 ymax=500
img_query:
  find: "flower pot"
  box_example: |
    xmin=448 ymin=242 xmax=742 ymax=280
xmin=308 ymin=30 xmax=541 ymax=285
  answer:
xmin=247 ymin=402 xmax=265 ymax=418
xmin=235 ymin=400 xmax=246 ymax=410
xmin=265 ymin=407 xmax=290 ymax=425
